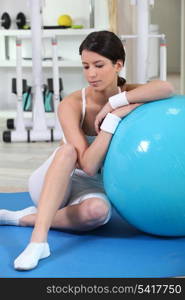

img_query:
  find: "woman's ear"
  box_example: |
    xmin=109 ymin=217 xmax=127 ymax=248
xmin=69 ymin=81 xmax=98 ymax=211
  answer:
xmin=115 ymin=60 xmax=124 ymax=72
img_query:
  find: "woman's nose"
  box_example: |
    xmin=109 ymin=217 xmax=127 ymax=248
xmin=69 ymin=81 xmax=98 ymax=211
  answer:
xmin=88 ymin=67 xmax=97 ymax=78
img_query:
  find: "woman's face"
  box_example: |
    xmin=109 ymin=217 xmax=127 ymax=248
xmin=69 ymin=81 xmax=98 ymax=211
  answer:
xmin=81 ymin=50 xmax=123 ymax=91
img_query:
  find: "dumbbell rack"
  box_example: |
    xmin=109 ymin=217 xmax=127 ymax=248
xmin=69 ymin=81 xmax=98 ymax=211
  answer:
xmin=2 ymin=1 xmax=63 ymax=142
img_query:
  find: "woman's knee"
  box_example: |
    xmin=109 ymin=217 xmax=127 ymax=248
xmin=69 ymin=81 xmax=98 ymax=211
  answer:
xmin=55 ymin=144 xmax=77 ymax=165
xmin=80 ymin=198 xmax=110 ymax=225
xmin=28 ymin=145 xmax=76 ymax=205
xmin=28 ymin=168 xmax=45 ymax=206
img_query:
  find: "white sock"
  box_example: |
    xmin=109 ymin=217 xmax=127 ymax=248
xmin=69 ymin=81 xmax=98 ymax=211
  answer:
xmin=14 ymin=242 xmax=50 ymax=270
xmin=0 ymin=206 xmax=37 ymax=226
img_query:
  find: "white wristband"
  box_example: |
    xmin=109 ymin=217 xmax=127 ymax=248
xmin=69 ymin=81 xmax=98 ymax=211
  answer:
xmin=109 ymin=91 xmax=129 ymax=109
xmin=100 ymin=113 xmax=121 ymax=134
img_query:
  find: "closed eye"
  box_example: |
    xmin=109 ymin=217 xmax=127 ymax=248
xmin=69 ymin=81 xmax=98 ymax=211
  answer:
xmin=96 ymin=64 xmax=104 ymax=68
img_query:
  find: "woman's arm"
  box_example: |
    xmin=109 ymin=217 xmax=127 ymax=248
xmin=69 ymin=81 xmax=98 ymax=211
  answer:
xmin=58 ymin=97 xmax=112 ymax=176
xmin=95 ymin=80 xmax=174 ymax=133
xmin=82 ymin=103 xmax=142 ymax=176
xmin=58 ymin=97 xmax=140 ymax=176
xmin=125 ymin=80 xmax=175 ymax=103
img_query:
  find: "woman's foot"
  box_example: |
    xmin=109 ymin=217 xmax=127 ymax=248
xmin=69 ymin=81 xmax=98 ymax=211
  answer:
xmin=14 ymin=242 xmax=50 ymax=270
xmin=0 ymin=206 xmax=37 ymax=226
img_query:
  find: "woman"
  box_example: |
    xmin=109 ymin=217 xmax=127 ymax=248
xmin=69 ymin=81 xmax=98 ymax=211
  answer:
xmin=0 ymin=31 xmax=174 ymax=270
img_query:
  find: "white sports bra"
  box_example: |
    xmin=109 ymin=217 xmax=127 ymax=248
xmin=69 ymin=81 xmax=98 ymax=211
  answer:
xmin=63 ymin=86 xmax=122 ymax=144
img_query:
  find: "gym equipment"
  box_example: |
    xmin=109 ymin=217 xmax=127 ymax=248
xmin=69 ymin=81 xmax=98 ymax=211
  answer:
xmin=6 ymin=78 xmax=63 ymax=129
xmin=120 ymin=33 xmax=167 ymax=82
xmin=130 ymin=0 xmax=161 ymax=83
xmin=71 ymin=24 xmax=84 ymax=29
xmin=15 ymin=12 xmax=52 ymax=30
xmin=0 ymin=11 xmax=60 ymax=30
xmin=12 ymin=78 xmax=32 ymax=112
xmin=0 ymin=12 xmax=11 ymax=29
xmin=45 ymin=77 xmax=63 ymax=112
xmin=3 ymin=38 xmax=28 ymax=142
xmin=3 ymin=0 xmax=63 ymax=142
xmin=1 ymin=192 xmax=185 ymax=277
xmin=7 ymin=78 xmax=28 ymax=130
xmin=16 ymin=12 xmax=28 ymax=29
xmin=103 ymin=95 xmax=185 ymax=237
xmin=57 ymin=15 xmax=72 ymax=27
xmin=0 ymin=12 xmax=29 ymax=30
xmin=1 ymin=11 xmax=82 ymax=30
xmin=15 ymin=12 xmax=80 ymax=30
xmin=50 ymin=37 xmax=64 ymax=140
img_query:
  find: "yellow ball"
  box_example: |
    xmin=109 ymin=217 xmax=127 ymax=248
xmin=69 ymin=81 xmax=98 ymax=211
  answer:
xmin=57 ymin=15 xmax=72 ymax=27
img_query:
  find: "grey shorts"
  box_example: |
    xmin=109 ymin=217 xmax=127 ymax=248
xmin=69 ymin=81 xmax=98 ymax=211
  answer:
xmin=67 ymin=168 xmax=112 ymax=224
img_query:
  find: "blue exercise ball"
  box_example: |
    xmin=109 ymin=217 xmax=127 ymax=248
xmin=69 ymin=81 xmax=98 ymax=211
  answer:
xmin=103 ymin=95 xmax=185 ymax=236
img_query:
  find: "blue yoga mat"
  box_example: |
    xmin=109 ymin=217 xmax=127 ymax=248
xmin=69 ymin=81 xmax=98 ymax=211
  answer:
xmin=0 ymin=192 xmax=185 ymax=278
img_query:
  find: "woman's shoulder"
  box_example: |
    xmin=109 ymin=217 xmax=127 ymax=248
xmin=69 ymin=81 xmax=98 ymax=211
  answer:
xmin=62 ymin=89 xmax=82 ymax=103
xmin=59 ymin=89 xmax=82 ymax=110
xmin=58 ymin=89 xmax=83 ymax=125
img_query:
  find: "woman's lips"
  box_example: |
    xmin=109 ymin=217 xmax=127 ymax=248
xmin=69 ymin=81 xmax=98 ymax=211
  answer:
xmin=89 ymin=81 xmax=101 ymax=86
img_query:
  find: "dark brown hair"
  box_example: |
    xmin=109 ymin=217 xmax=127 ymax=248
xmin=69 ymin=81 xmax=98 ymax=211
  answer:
xmin=79 ymin=30 xmax=126 ymax=87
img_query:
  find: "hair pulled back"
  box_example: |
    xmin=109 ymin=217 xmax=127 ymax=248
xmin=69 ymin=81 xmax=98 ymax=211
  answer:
xmin=79 ymin=30 xmax=126 ymax=87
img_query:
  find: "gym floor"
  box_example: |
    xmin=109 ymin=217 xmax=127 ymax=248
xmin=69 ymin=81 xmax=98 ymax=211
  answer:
xmin=0 ymin=73 xmax=180 ymax=193
xmin=0 ymin=112 xmax=57 ymax=192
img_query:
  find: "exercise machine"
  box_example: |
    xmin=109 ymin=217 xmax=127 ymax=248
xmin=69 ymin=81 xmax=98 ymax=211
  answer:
xmin=3 ymin=0 xmax=63 ymax=142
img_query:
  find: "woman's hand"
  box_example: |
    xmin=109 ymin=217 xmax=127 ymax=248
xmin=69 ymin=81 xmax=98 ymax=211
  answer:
xmin=95 ymin=102 xmax=113 ymax=134
xmin=95 ymin=102 xmax=143 ymax=134
xmin=112 ymin=103 xmax=143 ymax=118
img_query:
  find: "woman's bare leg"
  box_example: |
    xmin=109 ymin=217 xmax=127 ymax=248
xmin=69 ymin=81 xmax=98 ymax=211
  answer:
xmin=14 ymin=197 xmax=110 ymax=271
xmin=30 ymin=144 xmax=77 ymax=242
xmin=14 ymin=144 xmax=77 ymax=270
xmin=20 ymin=197 xmax=110 ymax=231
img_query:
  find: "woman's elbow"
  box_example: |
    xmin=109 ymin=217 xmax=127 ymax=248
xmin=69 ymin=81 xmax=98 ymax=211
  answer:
xmin=162 ymin=80 xmax=175 ymax=97
xmin=79 ymin=156 xmax=97 ymax=177
xmin=82 ymin=165 xmax=97 ymax=177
